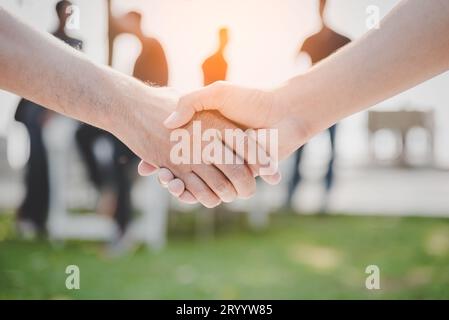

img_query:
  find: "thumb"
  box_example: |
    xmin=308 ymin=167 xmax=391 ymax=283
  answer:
xmin=137 ymin=160 xmax=158 ymax=176
xmin=164 ymin=85 xmax=224 ymax=129
xmin=163 ymin=103 xmax=196 ymax=129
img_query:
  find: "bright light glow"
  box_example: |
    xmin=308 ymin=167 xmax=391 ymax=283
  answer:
xmin=113 ymin=0 xmax=320 ymax=91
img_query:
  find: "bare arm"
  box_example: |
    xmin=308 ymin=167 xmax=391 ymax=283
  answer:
xmin=165 ymin=0 xmax=449 ymax=158
xmin=157 ymin=0 xmax=449 ymax=199
xmin=0 ymin=8 xmax=272 ymax=207
xmin=0 ymin=7 xmax=121 ymax=130
xmin=280 ymin=0 xmax=449 ymax=146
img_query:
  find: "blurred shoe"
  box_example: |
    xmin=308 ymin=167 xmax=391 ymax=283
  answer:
xmin=282 ymin=195 xmax=295 ymax=212
xmin=16 ymin=219 xmax=39 ymax=240
xmin=105 ymin=228 xmax=136 ymax=257
xmin=318 ymin=193 xmax=331 ymax=215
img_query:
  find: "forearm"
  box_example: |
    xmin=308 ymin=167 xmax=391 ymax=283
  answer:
xmin=0 ymin=7 xmax=166 ymax=132
xmin=279 ymin=0 xmax=449 ymax=144
xmin=0 ymin=8 xmax=273 ymax=207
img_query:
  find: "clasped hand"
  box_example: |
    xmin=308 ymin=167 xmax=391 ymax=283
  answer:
xmin=134 ymin=82 xmax=311 ymax=207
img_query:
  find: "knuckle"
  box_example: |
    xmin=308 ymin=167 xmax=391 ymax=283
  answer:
xmin=227 ymin=165 xmax=256 ymax=198
xmin=179 ymin=94 xmax=200 ymax=113
xmin=248 ymin=164 xmax=260 ymax=178
xmin=210 ymin=81 xmax=227 ymax=97
xmin=211 ymin=80 xmax=225 ymax=89
xmin=214 ymin=178 xmax=230 ymax=195
xmin=178 ymin=95 xmax=189 ymax=108
xmin=225 ymin=164 xmax=242 ymax=182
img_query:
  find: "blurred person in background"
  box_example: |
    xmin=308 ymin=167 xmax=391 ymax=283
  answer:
xmin=14 ymin=0 xmax=82 ymax=238
xmin=113 ymin=11 xmax=169 ymax=235
xmin=286 ymin=0 xmax=351 ymax=212
xmin=108 ymin=9 xmax=168 ymax=85
xmin=202 ymin=28 xmax=229 ymax=86
xmin=76 ymin=8 xmax=169 ymax=244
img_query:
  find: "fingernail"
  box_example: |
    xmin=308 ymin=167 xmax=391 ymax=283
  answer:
xmin=164 ymin=112 xmax=179 ymax=127
xmin=221 ymin=190 xmax=236 ymax=203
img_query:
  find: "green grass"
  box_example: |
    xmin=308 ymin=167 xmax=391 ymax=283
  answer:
xmin=1 ymin=211 xmax=449 ymax=299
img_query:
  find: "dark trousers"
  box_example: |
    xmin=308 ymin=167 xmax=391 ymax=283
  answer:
xmin=76 ymin=124 xmax=136 ymax=234
xmin=113 ymin=139 xmax=136 ymax=233
xmin=15 ymin=100 xmax=49 ymax=231
xmin=286 ymin=124 xmax=337 ymax=206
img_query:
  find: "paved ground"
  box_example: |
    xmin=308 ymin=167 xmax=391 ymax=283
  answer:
xmin=1 ymin=159 xmax=449 ymax=217
xmin=291 ymin=166 xmax=449 ymax=217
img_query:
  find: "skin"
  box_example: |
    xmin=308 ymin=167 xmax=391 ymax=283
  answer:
xmin=159 ymin=0 xmax=449 ymax=200
xmin=0 ymin=7 xmax=279 ymax=208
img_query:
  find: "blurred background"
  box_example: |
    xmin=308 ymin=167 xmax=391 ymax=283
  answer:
xmin=0 ymin=0 xmax=449 ymax=299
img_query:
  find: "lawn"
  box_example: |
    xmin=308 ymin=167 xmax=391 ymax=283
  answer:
xmin=0 ymin=211 xmax=449 ymax=299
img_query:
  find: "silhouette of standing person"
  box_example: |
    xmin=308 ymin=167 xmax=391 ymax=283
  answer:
xmin=129 ymin=12 xmax=168 ymax=86
xmin=202 ymin=28 xmax=229 ymax=86
xmin=15 ymin=0 xmax=83 ymax=237
xmin=109 ymin=10 xmax=168 ymax=86
xmin=113 ymin=10 xmax=169 ymax=237
xmin=76 ymin=9 xmax=169 ymax=242
xmin=286 ymin=0 xmax=351 ymax=211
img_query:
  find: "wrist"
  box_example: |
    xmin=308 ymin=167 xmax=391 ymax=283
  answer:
xmin=105 ymin=77 xmax=176 ymax=167
xmin=271 ymin=81 xmax=315 ymax=156
xmin=273 ymin=73 xmax=337 ymax=147
xmin=97 ymin=67 xmax=170 ymax=136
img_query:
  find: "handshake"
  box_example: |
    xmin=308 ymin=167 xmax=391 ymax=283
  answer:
xmin=111 ymin=81 xmax=312 ymax=208
xmin=3 ymin=0 xmax=444 ymax=210
xmin=0 ymin=8 xmax=311 ymax=209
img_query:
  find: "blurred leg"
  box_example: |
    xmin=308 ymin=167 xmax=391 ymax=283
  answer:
xmin=325 ymin=124 xmax=337 ymax=191
xmin=75 ymin=124 xmax=107 ymax=189
xmin=286 ymin=146 xmax=304 ymax=207
xmin=19 ymin=120 xmax=49 ymax=233
xmin=112 ymin=139 xmax=137 ymax=235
